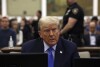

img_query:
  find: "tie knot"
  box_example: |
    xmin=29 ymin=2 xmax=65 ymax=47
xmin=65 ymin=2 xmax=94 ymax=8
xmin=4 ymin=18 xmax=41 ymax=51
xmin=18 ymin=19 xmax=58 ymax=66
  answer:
xmin=48 ymin=47 xmax=53 ymax=52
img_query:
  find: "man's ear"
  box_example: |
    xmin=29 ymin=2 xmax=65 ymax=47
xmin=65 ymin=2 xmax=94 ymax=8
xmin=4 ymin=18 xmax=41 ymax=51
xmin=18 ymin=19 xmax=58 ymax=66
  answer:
xmin=38 ymin=31 xmax=42 ymax=38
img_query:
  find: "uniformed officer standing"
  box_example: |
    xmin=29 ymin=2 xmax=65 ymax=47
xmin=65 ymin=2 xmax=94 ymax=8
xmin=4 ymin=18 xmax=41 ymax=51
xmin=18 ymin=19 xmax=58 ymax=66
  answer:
xmin=61 ymin=0 xmax=84 ymax=46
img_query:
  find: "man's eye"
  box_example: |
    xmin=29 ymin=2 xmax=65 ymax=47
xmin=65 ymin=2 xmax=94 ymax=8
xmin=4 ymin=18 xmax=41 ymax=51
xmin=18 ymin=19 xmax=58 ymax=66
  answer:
xmin=53 ymin=29 xmax=56 ymax=30
xmin=52 ymin=29 xmax=57 ymax=31
xmin=44 ymin=30 xmax=49 ymax=32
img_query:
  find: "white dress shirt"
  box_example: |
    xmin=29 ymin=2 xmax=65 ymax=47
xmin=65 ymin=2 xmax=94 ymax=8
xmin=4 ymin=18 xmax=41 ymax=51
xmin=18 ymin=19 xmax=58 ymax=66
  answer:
xmin=16 ymin=30 xmax=23 ymax=45
xmin=43 ymin=41 xmax=56 ymax=59
xmin=89 ymin=32 xmax=96 ymax=46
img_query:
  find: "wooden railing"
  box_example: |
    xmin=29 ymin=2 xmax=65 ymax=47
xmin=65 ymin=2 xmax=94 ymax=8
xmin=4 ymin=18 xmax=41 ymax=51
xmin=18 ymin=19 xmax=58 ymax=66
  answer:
xmin=78 ymin=47 xmax=100 ymax=57
xmin=1 ymin=46 xmax=100 ymax=57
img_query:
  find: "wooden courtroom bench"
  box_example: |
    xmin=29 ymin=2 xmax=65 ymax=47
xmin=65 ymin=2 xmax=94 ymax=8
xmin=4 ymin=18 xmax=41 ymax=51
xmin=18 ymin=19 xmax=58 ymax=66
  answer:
xmin=78 ymin=47 xmax=100 ymax=57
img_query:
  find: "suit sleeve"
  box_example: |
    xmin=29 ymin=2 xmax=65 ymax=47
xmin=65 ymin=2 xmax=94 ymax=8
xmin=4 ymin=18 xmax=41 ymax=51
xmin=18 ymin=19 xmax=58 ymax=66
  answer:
xmin=21 ymin=42 xmax=29 ymax=53
xmin=72 ymin=44 xmax=80 ymax=58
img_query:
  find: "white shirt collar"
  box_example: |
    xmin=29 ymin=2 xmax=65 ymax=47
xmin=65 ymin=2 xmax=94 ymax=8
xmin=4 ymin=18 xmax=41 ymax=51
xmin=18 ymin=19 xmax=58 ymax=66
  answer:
xmin=43 ymin=41 xmax=56 ymax=52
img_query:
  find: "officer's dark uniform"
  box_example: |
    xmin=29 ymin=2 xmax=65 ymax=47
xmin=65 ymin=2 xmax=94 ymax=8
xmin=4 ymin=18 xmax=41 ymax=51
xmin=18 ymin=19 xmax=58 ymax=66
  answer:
xmin=62 ymin=3 xmax=84 ymax=46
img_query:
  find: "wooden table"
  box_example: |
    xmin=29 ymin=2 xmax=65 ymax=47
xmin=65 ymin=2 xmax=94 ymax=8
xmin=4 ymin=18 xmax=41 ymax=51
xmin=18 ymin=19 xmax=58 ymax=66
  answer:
xmin=78 ymin=47 xmax=100 ymax=51
xmin=1 ymin=46 xmax=100 ymax=57
xmin=78 ymin=47 xmax=100 ymax=57
xmin=0 ymin=47 xmax=21 ymax=53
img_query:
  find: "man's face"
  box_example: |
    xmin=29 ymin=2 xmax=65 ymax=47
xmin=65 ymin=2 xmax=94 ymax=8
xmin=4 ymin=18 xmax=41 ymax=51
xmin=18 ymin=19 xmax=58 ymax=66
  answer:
xmin=90 ymin=25 xmax=96 ymax=33
xmin=66 ymin=0 xmax=74 ymax=6
xmin=89 ymin=22 xmax=96 ymax=33
xmin=39 ymin=23 xmax=60 ymax=47
xmin=1 ymin=18 xmax=9 ymax=29
xmin=12 ymin=21 xmax=18 ymax=29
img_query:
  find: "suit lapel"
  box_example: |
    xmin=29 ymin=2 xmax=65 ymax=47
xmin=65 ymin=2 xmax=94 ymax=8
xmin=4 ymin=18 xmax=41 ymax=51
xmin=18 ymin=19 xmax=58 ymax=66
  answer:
xmin=87 ymin=34 xmax=90 ymax=45
xmin=89 ymin=34 xmax=97 ymax=46
xmin=96 ymin=34 xmax=98 ymax=46
xmin=32 ymin=38 xmax=44 ymax=53
xmin=54 ymin=38 xmax=64 ymax=67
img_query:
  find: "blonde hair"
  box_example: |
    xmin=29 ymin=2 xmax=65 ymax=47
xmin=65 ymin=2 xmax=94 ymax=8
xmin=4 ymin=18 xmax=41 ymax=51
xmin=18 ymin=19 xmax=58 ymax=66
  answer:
xmin=38 ymin=16 xmax=60 ymax=30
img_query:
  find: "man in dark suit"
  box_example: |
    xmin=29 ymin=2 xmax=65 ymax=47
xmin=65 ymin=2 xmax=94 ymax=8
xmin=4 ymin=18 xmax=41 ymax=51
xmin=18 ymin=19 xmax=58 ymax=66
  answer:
xmin=22 ymin=16 xmax=79 ymax=67
xmin=83 ymin=21 xmax=100 ymax=46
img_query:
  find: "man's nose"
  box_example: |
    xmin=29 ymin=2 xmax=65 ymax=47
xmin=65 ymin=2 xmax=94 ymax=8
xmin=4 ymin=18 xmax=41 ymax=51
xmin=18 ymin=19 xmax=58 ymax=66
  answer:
xmin=49 ymin=30 xmax=54 ymax=36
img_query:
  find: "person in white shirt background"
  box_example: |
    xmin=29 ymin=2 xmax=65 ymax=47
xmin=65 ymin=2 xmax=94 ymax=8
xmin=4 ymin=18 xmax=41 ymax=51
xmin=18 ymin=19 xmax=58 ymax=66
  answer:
xmin=83 ymin=21 xmax=100 ymax=46
xmin=10 ymin=18 xmax=23 ymax=46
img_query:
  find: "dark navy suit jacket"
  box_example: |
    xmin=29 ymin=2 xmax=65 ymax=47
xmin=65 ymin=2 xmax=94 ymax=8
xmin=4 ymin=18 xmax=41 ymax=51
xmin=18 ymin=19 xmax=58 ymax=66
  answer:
xmin=83 ymin=33 xmax=100 ymax=46
xmin=22 ymin=37 xmax=79 ymax=67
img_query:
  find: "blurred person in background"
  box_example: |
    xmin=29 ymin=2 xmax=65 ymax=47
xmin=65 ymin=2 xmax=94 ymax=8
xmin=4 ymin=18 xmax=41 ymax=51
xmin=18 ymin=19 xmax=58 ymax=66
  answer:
xmin=0 ymin=17 xmax=16 ymax=48
xmin=85 ymin=16 xmax=100 ymax=34
xmin=10 ymin=18 xmax=23 ymax=46
xmin=20 ymin=18 xmax=32 ymax=43
xmin=27 ymin=18 xmax=34 ymax=39
xmin=83 ymin=21 xmax=100 ymax=46
xmin=84 ymin=17 xmax=91 ymax=34
xmin=32 ymin=10 xmax=42 ymax=39
xmin=61 ymin=0 xmax=84 ymax=46
xmin=97 ymin=19 xmax=100 ymax=34
xmin=0 ymin=15 xmax=2 ymax=28
xmin=0 ymin=20 xmax=1 ymax=28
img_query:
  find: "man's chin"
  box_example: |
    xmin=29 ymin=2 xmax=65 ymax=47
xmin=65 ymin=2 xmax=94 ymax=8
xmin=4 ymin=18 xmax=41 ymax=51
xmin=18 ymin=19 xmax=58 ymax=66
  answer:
xmin=49 ymin=42 xmax=57 ymax=46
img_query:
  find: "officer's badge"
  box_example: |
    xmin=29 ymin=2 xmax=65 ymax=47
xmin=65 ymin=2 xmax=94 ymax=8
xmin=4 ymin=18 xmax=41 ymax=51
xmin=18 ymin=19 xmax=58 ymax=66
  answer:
xmin=72 ymin=8 xmax=78 ymax=15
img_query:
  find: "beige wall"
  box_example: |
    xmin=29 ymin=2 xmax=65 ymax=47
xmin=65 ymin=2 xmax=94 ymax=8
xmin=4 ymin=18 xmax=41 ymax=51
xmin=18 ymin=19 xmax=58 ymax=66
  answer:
xmin=7 ymin=0 xmax=41 ymax=16
xmin=98 ymin=0 xmax=100 ymax=16
xmin=55 ymin=0 xmax=66 ymax=6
